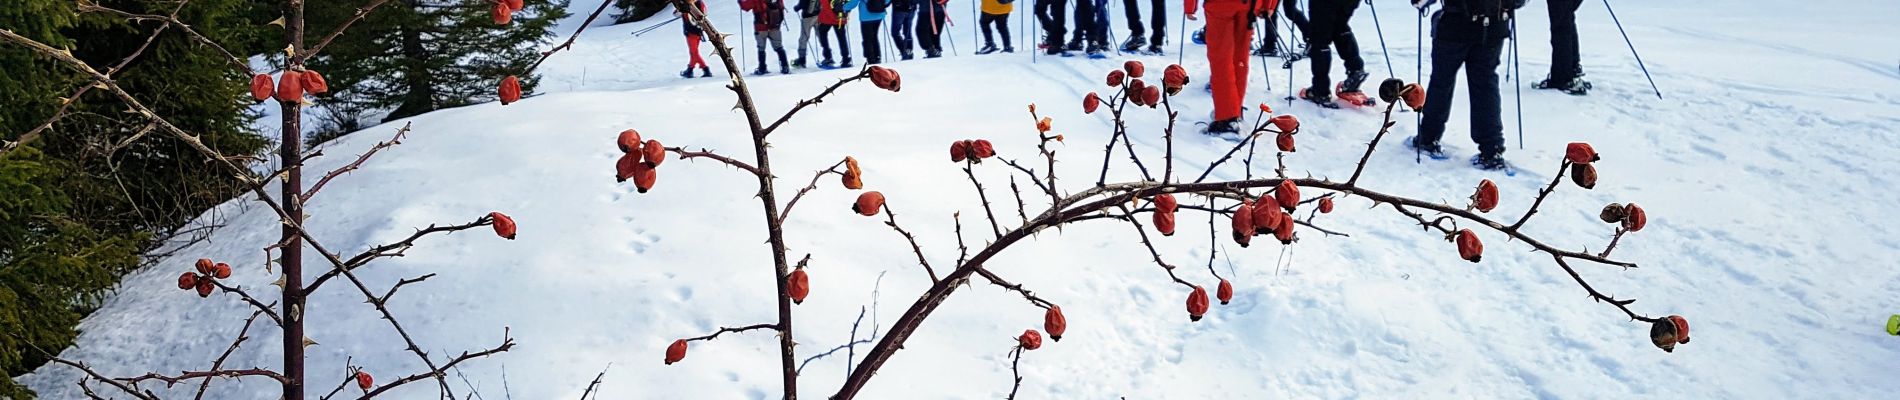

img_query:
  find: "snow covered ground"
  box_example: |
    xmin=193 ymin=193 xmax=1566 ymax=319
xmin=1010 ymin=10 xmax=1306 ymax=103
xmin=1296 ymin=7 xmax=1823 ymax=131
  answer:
xmin=22 ymin=0 xmax=1900 ymax=398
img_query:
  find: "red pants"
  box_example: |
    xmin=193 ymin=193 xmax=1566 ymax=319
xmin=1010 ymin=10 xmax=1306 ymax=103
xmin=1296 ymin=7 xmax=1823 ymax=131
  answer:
xmin=686 ymin=33 xmax=709 ymax=69
xmin=1203 ymin=8 xmax=1252 ymax=121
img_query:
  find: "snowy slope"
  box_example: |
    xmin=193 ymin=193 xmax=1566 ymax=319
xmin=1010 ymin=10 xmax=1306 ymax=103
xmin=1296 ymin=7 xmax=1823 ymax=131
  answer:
xmin=22 ymin=0 xmax=1900 ymax=398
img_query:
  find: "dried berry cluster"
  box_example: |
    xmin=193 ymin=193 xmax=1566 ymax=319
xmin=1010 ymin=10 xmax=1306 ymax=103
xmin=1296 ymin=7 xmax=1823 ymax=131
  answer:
xmin=176 ymin=258 xmax=234 ymax=298
xmin=613 ymin=129 xmax=668 ymax=192
xmin=248 ymin=69 xmax=330 ymax=104
xmin=1228 ymin=180 xmax=1309 ymax=248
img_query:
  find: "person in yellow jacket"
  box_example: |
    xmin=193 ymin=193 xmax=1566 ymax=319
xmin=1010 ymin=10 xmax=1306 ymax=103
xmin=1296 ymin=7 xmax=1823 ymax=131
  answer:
xmin=977 ymin=0 xmax=1016 ymax=54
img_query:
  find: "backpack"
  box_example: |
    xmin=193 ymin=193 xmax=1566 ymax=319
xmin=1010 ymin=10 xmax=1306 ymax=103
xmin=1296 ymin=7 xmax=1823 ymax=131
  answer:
xmin=766 ymin=0 xmax=786 ymax=26
xmin=1462 ymin=0 xmax=1527 ymax=25
xmin=867 ymin=0 xmax=889 ymax=13
xmin=832 ymin=0 xmax=850 ymax=20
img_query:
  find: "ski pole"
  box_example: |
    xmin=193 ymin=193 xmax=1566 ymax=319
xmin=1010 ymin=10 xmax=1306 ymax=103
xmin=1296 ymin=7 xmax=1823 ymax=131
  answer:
xmin=1177 ymin=9 xmax=1187 ymax=63
xmin=1365 ymin=0 xmax=1394 ymax=78
xmin=1106 ymin=0 xmax=1121 ymax=57
xmin=740 ymin=7 xmax=748 ymax=70
xmin=1601 ymin=0 xmax=1661 ymax=99
xmin=1414 ymin=7 xmax=1423 ymax=128
xmin=634 ymin=16 xmax=683 ymax=36
xmin=1512 ymin=16 xmax=1523 ymax=150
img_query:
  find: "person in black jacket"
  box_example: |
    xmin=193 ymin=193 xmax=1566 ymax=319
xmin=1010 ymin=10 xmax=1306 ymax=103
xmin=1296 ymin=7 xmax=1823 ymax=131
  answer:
xmin=1533 ymin=0 xmax=1591 ymax=94
xmin=1299 ymin=0 xmax=1369 ymax=106
xmin=1035 ymin=0 xmax=1069 ymax=55
xmin=891 ymin=0 xmax=920 ymax=60
xmin=1408 ymin=0 xmax=1519 ymax=170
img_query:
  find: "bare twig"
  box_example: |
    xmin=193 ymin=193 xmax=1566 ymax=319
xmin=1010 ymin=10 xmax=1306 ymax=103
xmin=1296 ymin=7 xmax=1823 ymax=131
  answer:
xmin=1511 ymin=160 xmax=1573 ymax=231
xmin=962 ymin=165 xmax=1003 ymax=238
xmin=208 ymin=281 xmax=284 ymax=325
xmin=353 ymin=332 xmax=516 ymax=400
xmin=779 ymin=158 xmax=849 ymax=221
xmin=303 ymin=122 xmax=411 ymax=202
xmin=761 ymin=69 xmax=876 ymax=137
xmin=1004 ymin=346 xmax=1026 ymax=400
xmin=303 ymin=215 xmax=495 ymax=295
xmin=299 ymin=0 xmax=396 ymax=59
xmin=521 ymin=0 xmax=621 ymax=74
xmin=684 ymin=324 xmax=782 ymax=342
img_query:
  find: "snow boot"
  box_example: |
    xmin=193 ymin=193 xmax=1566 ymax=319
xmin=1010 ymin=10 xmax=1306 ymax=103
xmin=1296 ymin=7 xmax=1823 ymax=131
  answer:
xmin=1471 ymin=153 xmax=1513 ymax=174
xmin=1253 ymin=45 xmax=1280 ymax=57
xmin=818 ymin=58 xmax=835 ymax=69
xmin=793 ymin=56 xmax=808 ymax=69
xmin=977 ymin=44 xmax=1000 ymax=55
xmin=1340 ymin=70 xmax=1370 ymax=93
xmin=700 ymin=66 xmax=712 ymax=78
xmin=900 ymin=50 xmax=915 ymax=60
xmin=1403 ymin=135 xmax=1451 ymax=161
xmin=1121 ymin=35 xmax=1145 ymax=53
xmin=1204 ymin=118 xmax=1241 ymax=135
xmin=838 ymin=58 xmax=854 ymax=69
xmin=778 ymin=49 xmax=791 ymax=74
xmin=1003 ymin=45 xmax=1015 ymax=53
xmin=754 ymin=64 xmax=769 ymax=76
xmin=1085 ymin=44 xmax=1106 ymax=59
xmin=681 ymin=68 xmax=695 ymax=79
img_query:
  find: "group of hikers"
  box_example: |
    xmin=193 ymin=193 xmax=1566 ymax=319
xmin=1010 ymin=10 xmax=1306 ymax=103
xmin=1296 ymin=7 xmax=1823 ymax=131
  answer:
xmin=670 ymin=0 xmax=1602 ymax=171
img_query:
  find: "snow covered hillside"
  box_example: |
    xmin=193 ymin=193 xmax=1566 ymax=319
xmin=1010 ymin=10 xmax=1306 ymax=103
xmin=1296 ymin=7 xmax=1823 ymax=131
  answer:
xmin=22 ymin=0 xmax=1900 ymax=398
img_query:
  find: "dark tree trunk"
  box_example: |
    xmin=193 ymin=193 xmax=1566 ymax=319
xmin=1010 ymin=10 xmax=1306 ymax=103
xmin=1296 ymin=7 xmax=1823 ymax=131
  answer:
xmin=280 ymin=0 xmax=307 ymax=398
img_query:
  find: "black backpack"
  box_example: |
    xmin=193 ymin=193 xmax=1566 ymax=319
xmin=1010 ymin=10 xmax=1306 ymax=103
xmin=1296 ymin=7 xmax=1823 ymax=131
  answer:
xmin=867 ymin=0 xmax=889 ymax=13
xmin=1462 ymin=0 xmax=1526 ymax=25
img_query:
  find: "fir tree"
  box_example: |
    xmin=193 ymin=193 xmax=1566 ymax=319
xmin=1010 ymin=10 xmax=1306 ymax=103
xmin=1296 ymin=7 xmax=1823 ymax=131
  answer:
xmin=303 ymin=0 xmax=567 ymax=144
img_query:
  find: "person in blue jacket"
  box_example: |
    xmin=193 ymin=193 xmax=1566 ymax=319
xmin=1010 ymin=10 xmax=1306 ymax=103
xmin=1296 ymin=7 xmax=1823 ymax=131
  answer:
xmin=847 ymin=0 xmax=891 ymax=64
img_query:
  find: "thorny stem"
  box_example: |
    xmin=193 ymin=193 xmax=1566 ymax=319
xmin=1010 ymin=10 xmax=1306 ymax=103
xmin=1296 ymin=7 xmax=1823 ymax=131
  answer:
xmin=667 ymin=146 xmax=764 ymax=176
xmin=684 ymin=324 xmax=782 ymax=342
xmin=963 ymin=164 xmax=1004 ymax=239
xmin=881 ymin=205 xmax=941 ymax=283
xmin=303 ymin=122 xmax=411 ymax=202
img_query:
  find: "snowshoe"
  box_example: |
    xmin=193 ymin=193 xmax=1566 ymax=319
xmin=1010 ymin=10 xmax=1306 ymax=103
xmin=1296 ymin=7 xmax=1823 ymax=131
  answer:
xmin=1066 ymin=41 xmax=1085 ymax=52
xmin=1333 ymin=83 xmax=1376 ymax=107
xmin=1121 ymin=36 xmax=1145 ymax=52
xmin=1192 ymin=28 xmax=1205 ymax=45
xmin=1253 ymin=46 xmax=1280 ymax=57
xmin=837 ymin=60 xmax=854 ymax=69
xmin=753 ymin=66 xmax=769 ymax=76
xmin=900 ymin=51 xmax=915 ymax=61
xmin=1533 ymin=76 xmax=1592 ymax=95
xmin=1298 ymin=87 xmax=1341 ymax=109
xmin=1470 ymin=153 xmax=1517 ymax=176
xmin=817 ymin=59 xmax=836 ymax=69
xmin=1086 ymin=46 xmax=1107 ymax=59
xmin=977 ymin=45 xmax=999 ymax=55
xmin=1003 ymin=46 xmax=1016 ymax=53
xmin=1404 ymin=135 xmax=1452 ymax=161
xmin=1146 ymin=44 xmax=1165 ymax=56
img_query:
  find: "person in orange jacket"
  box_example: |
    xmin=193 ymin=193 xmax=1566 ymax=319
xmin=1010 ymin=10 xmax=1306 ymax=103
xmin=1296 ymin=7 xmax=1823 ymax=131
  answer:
xmin=1187 ymin=0 xmax=1276 ymax=134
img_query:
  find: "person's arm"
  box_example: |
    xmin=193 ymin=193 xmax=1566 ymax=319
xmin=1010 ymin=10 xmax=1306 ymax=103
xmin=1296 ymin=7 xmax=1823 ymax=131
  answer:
xmin=1184 ymin=0 xmax=1199 ymax=20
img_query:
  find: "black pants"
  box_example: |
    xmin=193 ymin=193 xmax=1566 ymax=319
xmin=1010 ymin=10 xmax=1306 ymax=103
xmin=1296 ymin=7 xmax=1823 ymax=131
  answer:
xmin=1419 ymin=12 xmax=1511 ymax=157
xmin=1546 ymin=0 xmax=1584 ymax=82
xmin=860 ymin=20 xmax=883 ymax=64
xmin=918 ymin=4 xmax=947 ymax=54
xmin=1307 ymin=0 xmax=1364 ymax=94
xmin=1120 ymin=0 xmax=1164 ymax=45
xmin=980 ymin=13 xmax=1011 ymax=47
xmin=818 ymin=23 xmax=852 ymax=63
xmin=1069 ymin=0 xmax=1098 ymax=46
xmin=1035 ymin=0 xmax=1067 ymax=46
xmin=1261 ymin=0 xmax=1309 ymax=51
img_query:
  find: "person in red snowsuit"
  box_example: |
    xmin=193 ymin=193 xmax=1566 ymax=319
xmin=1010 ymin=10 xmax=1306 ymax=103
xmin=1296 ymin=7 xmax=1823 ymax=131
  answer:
xmin=1187 ymin=0 xmax=1276 ymax=134
xmin=678 ymin=0 xmax=712 ymax=78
